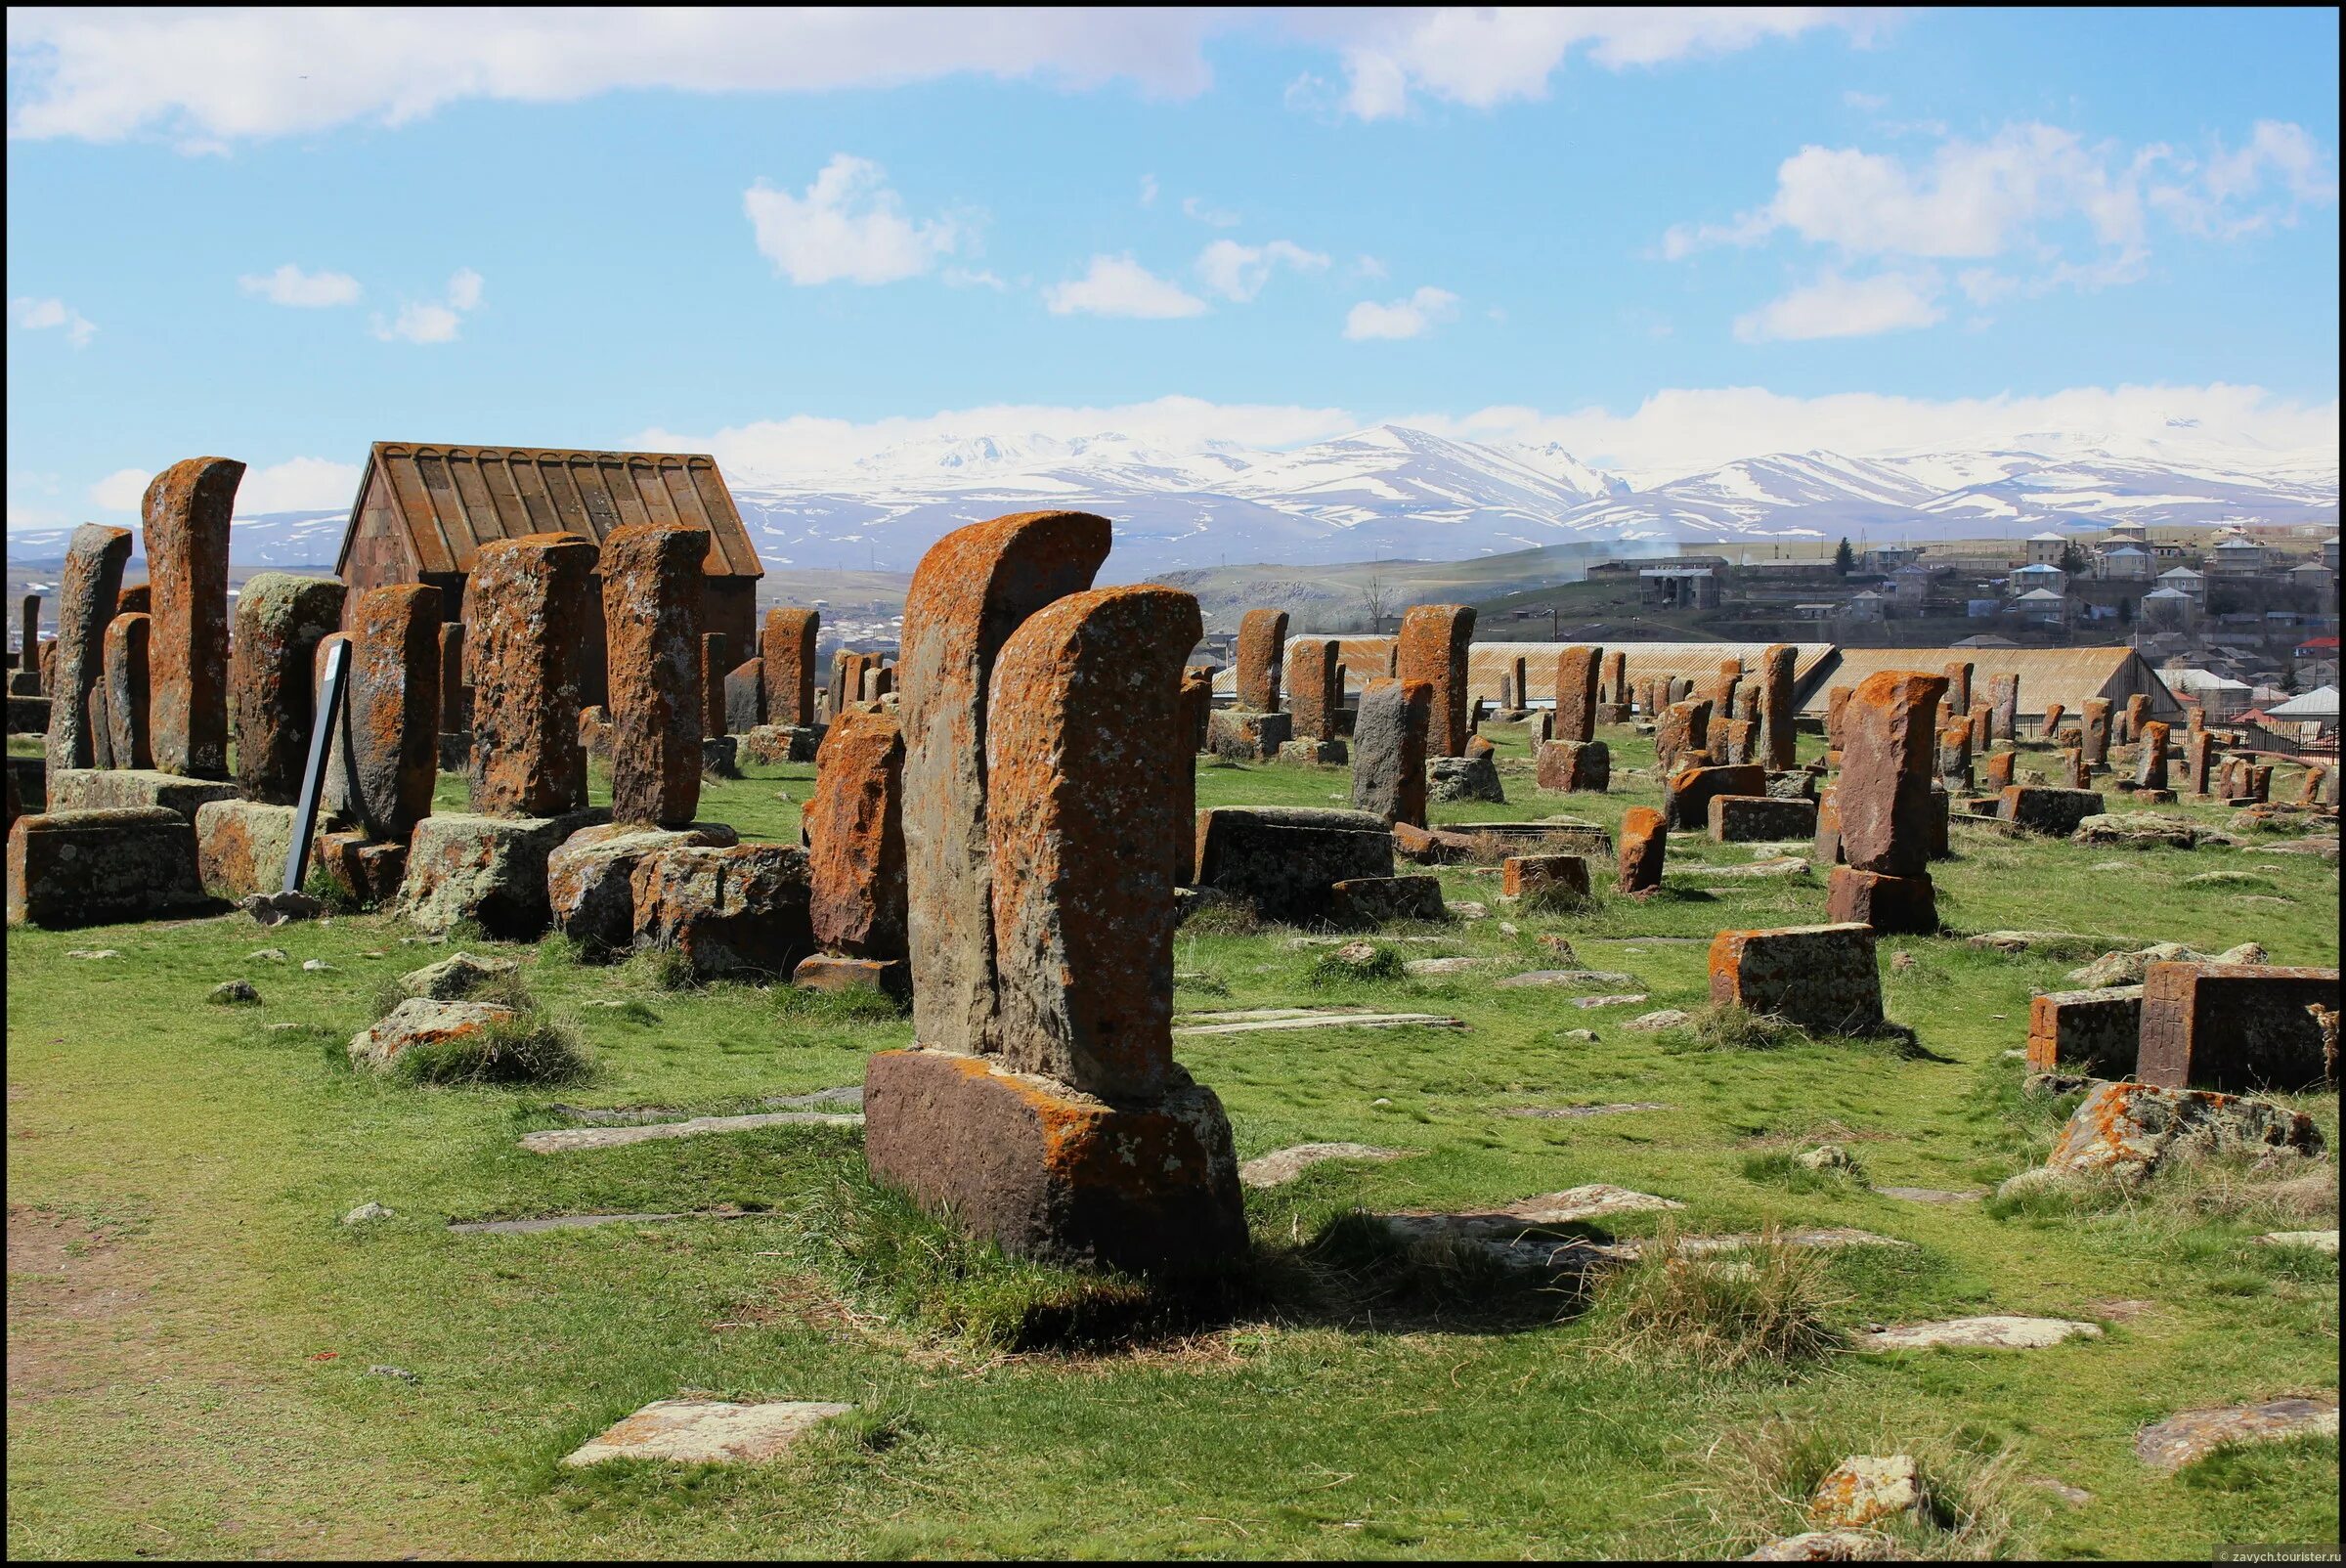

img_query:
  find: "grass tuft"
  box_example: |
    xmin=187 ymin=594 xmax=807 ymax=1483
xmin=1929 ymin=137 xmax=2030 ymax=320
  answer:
xmin=1586 ymin=1224 xmax=1846 ymax=1372
xmin=1305 ymin=943 xmax=1406 ymax=984
xmin=771 ymin=982 xmax=908 ymax=1024
xmin=1687 ymin=1002 xmax=1805 ymax=1052
xmin=390 ymin=1011 xmax=592 ymax=1087
xmin=620 ymin=942 xmax=700 ymax=993
xmin=1680 ymin=1416 xmax=2021 ymax=1559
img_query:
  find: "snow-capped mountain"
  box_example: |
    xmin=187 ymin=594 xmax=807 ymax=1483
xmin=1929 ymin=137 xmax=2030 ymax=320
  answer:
xmin=8 ymin=425 xmax=2333 ymax=573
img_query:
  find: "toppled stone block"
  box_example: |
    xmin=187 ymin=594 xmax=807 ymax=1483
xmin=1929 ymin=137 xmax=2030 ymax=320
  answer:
xmin=1664 ymin=762 xmax=1766 ymax=830
xmin=2040 ymin=1078 xmax=2323 ymax=1184
xmin=399 ymin=950 xmax=520 ymax=1001
xmin=631 ymin=842 xmax=813 ymax=981
xmin=1427 ymin=749 xmax=1504 ymax=804
xmin=2136 ymin=1396 xmax=2340 ymax=1473
xmin=348 ymin=996 xmax=515 ymax=1072
xmin=1708 ymin=923 xmax=1885 ymax=1036
xmin=1999 ymin=785 xmax=2104 ymax=836
xmin=1502 ymin=853 xmax=1590 ymax=909
xmin=2025 ymin=985 xmax=2144 ymax=1077
xmin=312 ymin=830 xmax=408 ymax=909
xmin=398 ymin=807 xmax=609 ymax=937
xmin=194 ymin=799 xmax=298 ymax=898
xmin=563 ymin=1398 xmax=854 ymax=1468
xmin=862 ymin=1048 xmax=1246 ymax=1276
xmin=7 ymin=806 xmax=211 ymax=928
xmin=1709 ymin=794 xmax=1818 ymax=844
xmin=1618 ymin=806 xmax=1667 ymax=893
xmin=1326 ymin=875 xmax=1445 ymax=925
xmin=46 ymin=766 xmax=239 ymax=825
xmin=1193 ymin=806 xmax=1395 ymax=924
xmin=2138 ymin=961 xmax=2339 ymax=1093
xmin=790 ymin=952 xmax=910 ymax=999
xmin=549 ymin=823 xmax=742 ymax=955
xmin=1275 ymin=736 xmax=1347 ymax=765
xmin=1824 ymin=867 xmax=1937 ymax=935
xmin=1535 ymin=739 xmax=1609 ymax=794
xmin=741 ymin=723 xmax=820 ymax=764
xmin=1205 ymin=707 xmax=1290 ymax=762
xmin=2073 ymin=811 xmax=2199 ymax=849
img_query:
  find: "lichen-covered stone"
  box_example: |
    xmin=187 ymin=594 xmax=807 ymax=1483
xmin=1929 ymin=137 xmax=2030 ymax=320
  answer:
xmin=2040 ymin=1078 xmax=2323 ymax=1183
xmin=102 ymin=612 xmax=152 ymax=770
xmin=2135 ymin=1397 xmax=2340 ymax=1472
xmin=397 ymin=806 xmax=608 ymax=936
xmin=1838 ymin=671 xmax=1946 ymax=875
xmin=343 ymin=586 xmax=442 ymax=842
xmin=1709 ymin=923 xmax=1885 ymax=1035
xmin=348 ymin=997 xmax=514 ymax=1072
xmin=2138 ymin=961 xmax=2339 ymax=1093
xmin=1553 ymin=645 xmax=1600 ymax=744
xmin=741 ymin=723 xmax=819 ymax=765
xmin=1759 ymin=643 xmax=1798 ymax=770
xmin=142 ymin=457 xmax=241 ymax=779
xmin=46 ymin=765 xmax=238 ymax=823
xmin=1396 ymin=603 xmax=1474 ymax=757
xmin=7 ymin=806 xmax=211 ymax=927
xmin=1326 ymin=875 xmax=1445 ymax=925
xmin=805 ymin=706 xmax=906 ymax=958
xmin=1234 ymin=607 xmax=1288 ymax=713
xmin=1618 ymin=806 xmax=1667 ymax=893
xmin=1664 ymin=762 xmax=1765 ymax=830
xmin=399 ymin=950 xmax=520 ymax=1001
xmin=2025 ymin=985 xmax=2143 ymax=1076
xmin=195 ymin=799 xmax=300 ymax=897
xmin=600 ymin=522 xmax=707 ymax=827
xmin=2000 ymin=785 xmax=2104 ymax=837
xmin=1205 ymin=706 xmax=1291 ymax=762
xmin=899 ymin=511 xmax=1109 ymax=1059
xmin=1427 ymin=749 xmax=1504 ymax=804
xmin=1502 ymin=853 xmax=1589 ymax=908
xmin=1655 ymin=700 xmax=1712 ymax=770
xmin=1710 ymin=795 xmax=1817 ymax=843
xmin=230 ymin=572 xmax=346 ymax=804
xmin=1284 ymin=636 xmax=1340 ymax=739
xmin=1537 ymin=739 xmax=1609 ymax=794
xmin=44 ymin=524 xmax=132 ymax=773
xmin=791 ymin=953 xmax=910 ymax=999
xmin=546 ymin=820 xmax=738 ymax=955
xmin=761 ymin=608 xmax=819 ymax=727
xmin=723 ymin=657 xmax=765 ymax=733
xmin=631 ymin=842 xmax=814 ymax=981
xmin=311 ymin=829 xmax=408 ymax=908
xmin=2081 ymin=698 xmax=2112 ymax=766
xmin=1194 ymin=806 xmax=1396 ymax=924
xmin=1823 ymin=867 xmax=1936 ymax=935
xmin=467 ymin=533 xmax=599 ymax=818
xmin=1350 ymin=676 xmax=1431 ymax=827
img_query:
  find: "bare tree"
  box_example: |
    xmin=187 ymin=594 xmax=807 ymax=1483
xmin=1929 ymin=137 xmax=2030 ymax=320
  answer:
xmin=1359 ymin=573 xmax=1391 ymax=634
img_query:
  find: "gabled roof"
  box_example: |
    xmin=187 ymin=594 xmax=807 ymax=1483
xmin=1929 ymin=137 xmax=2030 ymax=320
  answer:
xmin=335 ymin=443 xmax=763 ymax=580
xmin=1798 ymin=645 xmax=2181 ymax=720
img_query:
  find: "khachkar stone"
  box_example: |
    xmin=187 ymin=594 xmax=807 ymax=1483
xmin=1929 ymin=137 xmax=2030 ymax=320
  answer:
xmin=2120 ymin=692 xmax=2149 ymax=745
xmin=1825 ymin=669 xmax=1945 ymax=935
xmin=798 ymin=706 xmax=907 ymax=993
xmin=1601 ymin=649 xmax=1627 ymax=705
xmin=1554 ymin=645 xmax=1599 ymax=743
xmin=1943 ymin=661 xmax=1973 ymax=719
xmin=469 ymin=532 xmax=598 ymax=817
xmin=1284 ymin=636 xmax=1341 ymax=740
xmin=1180 ymin=667 xmax=1215 ymax=754
xmin=1349 ymin=676 xmax=1430 ymax=829
xmin=1618 ymin=805 xmax=1667 ymax=894
xmin=231 ymin=572 xmax=346 ymax=804
xmin=2080 ymin=699 xmax=2112 ymax=767
xmin=700 ymin=633 xmax=730 ymax=739
xmin=600 ymin=522 xmax=708 ymax=828
xmin=439 ymin=623 xmax=466 ymax=732
xmin=344 ymin=586 xmax=442 ymax=841
xmin=103 ymin=613 xmax=153 ymax=770
xmin=899 ymin=510 xmax=1109 ymax=1062
xmin=1235 ymin=608 xmax=1288 ymax=713
xmin=762 ymin=607 xmax=819 ymax=727
xmin=44 ymin=524 xmax=132 ymax=772
xmin=1938 ymin=720 xmax=1972 ymax=790
xmin=1968 ymin=700 xmax=1990 ymax=750
xmin=1655 ymin=699 xmax=1710 ymax=771
xmin=1711 ymin=660 xmax=1742 ymax=719
xmin=1825 ymin=684 xmax=1853 ymax=750
xmin=15 ymin=594 xmax=39 ymax=694
xmin=1988 ymin=675 xmax=2019 ymax=742
xmin=2041 ymin=700 xmax=2066 ymax=740
xmin=1758 ymin=643 xmax=1798 ymax=770
xmin=724 ymin=658 xmax=765 ymax=734
xmin=2183 ymin=730 xmax=2215 ymax=795
xmin=143 ymin=457 xmax=243 ymax=778
xmin=1395 ymin=603 xmax=1474 ymax=757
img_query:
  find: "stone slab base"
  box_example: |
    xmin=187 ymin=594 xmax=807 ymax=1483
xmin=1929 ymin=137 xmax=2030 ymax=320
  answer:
xmin=49 ymin=766 xmax=239 ymax=825
xmin=1710 ymin=922 xmax=1884 ymax=1036
xmin=2135 ymin=788 xmax=2177 ymax=805
xmin=701 ymin=736 xmax=741 ymax=778
xmin=1275 ymin=737 xmax=1347 ymax=765
xmin=1536 ymin=740 xmax=1610 ymax=794
xmin=1595 ymin=704 xmax=1632 ymax=725
xmin=397 ymin=807 xmax=609 ymax=937
xmin=7 ymin=755 xmax=47 ymax=815
xmin=547 ymin=821 xmax=740 ymax=956
xmin=313 ymin=830 xmax=409 ymax=908
xmin=1205 ymin=708 xmax=1291 ymax=762
xmin=793 ymin=952 xmax=910 ymax=1000
xmin=742 ymin=723 xmax=820 ymax=765
xmin=864 ymin=1048 xmax=1247 ymax=1276
xmin=1824 ymin=867 xmax=1937 ymax=935
xmin=6 ymin=673 xmax=42 ymax=699
xmin=8 ymin=694 xmax=50 ymax=733
xmin=8 ymin=806 xmax=213 ymax=928
xmin=196 ymin=799 xmax=299 ymax=898
xmin=1327 ymin=875 xmax=1445 ymax=925
xmin=438 ymin=732 xmax=473 ymax=773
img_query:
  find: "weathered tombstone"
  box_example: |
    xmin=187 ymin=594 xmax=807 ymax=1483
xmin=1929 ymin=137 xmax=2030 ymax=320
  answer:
xmin=438 ymin=623 xmax=466 ymax=732
xmin=1656 ymin=699 xmax=1712 ymax=771
xmin=1757 ymin=643 xmax=1797 ymax=770
xmin=231 ymin=573 xmax=346 ymax=804
xmin=1999 ymin=785 xmax=2104 ymax=836
xmin=1825 ymin=684 xmax=1853 ymax=751
xmin=1709 ymin=923 xmax=1885 ymax=1035
xmin=102 ymin=613 xmax=153 ymax=770
xmin=1968 ymin=700 xmax=1990 ymax=751
xmin=796 ymin=706 xmax=908 ymax=994
xmin=1285 ymin=636 xmax=1341 ymax=741
xmin=1553 ymin=645 xmax=1599 ymax=743
xmin=1601 ymin=649 xmax=1627 ymax=707
xmin=1710 ymin=660 xmax=1742 ymax=720
xmin=1943 ymin=661 xmax=1972 ymax=719
xmin=866 ymin=569 xmax=1245 ymax=1274
xmin=1988 ymin=675 xmax=2019 ymax=742
xmin=469 ymin=533 xmax=599 ymax=817
xmin=1710 ymin=795 xmax=1817 ymax=843
xmin=761 ymin=607 xmax=819 ymax=728
xmin=598 ymin=523 xmax=705 ymax=828
xmin=43 ymin=525 xmax=132 ymax=772
xmin=343 ymin=586 xmax=442 ymax=843
xmin=2059 ymin=746 xmax=2089 ymax=790
xmin=1938 ymin=720 xmax=1973 ymax=791
xmin=2122 ymin=693 xmax=2150 ymax=747
xmin=724 ymin=657 xmax=765 ymax=734
xmin=2081 ymin=699 xmax=2112 ymax=768
xmin=2042 ymin=700 xmax=2066 ymax=741
xmin=2135 ymin=721 xmax=2170 ymax=792
xmin=1983 ymin=749 xmax=2016 ymax=790
xmin=1235 ymin=608 xmax=1288 ymax=713
xmin=1180 ymin=667 xmax=1215 ymax=754
xmin=1395 ymin=604 xmax=1474 ymax=757
xmin=1717 ymin=718 xmax=1758 ymax=765
xmin=1351 ymin=676 xmax=1431 ymax=828
xmin=1664 ymin=762 xmax=1765 ymax=830
xmin=1618 ymin=805 xmax=1667 ymax=893
xmin=1825 ymin=670 xmax=1945 ymax=934
xmin=13 ymin=594 xmax=40 ymax=694
xmin=2138 ymin=962 xmax=2340 ymax=1093
xmin=699 ymin=632 xmax=730 ymax=739
xmin=143 ymin=457 xmax=243 ymax=778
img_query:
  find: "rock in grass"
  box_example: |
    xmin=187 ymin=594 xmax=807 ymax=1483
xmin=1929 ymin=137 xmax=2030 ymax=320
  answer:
xmin=398 ymin=950 xmax=520 ymax=1002
xmin=1238 ymin=1143 xmax=1408 ymax=1189
xmin=1855 ymin=1316 xmax=2101 ymax=1351
xmin=1796 ymin=1144 xmax=1855 ymax=1173
xmin=65 ymin=948 xmax=120 ymax=959
xmin=562 ymin=1398 xmax=854 ymax=1466
xmin=207 ymin=979 xmax=261 ymax=1005
xmin=302 ymin=959 xmax=336 ymax=973
xmin=1808 ymin=1455 xmax=1918 ymax=1528
xmin=2135 ymin=1395 xmax=2340 ymax=1471
xmin=1623 ymin=1009 xmax=1691 ymax=1032
xmin=247 ymin=947 xmax=287 ymax=962
xmin=347 ymin=997 xmax=515 ymax=1072
xmin=2028 ymin=1079 xmax=2324 ymax=1187
xmin=2255 ymin=1230 xmax=2338 ymax=1254
xmin=1745 ymin=1531 xmax=1895 ymax=1561
xmin=241 ymin=890 xmax=323 ymax=927
xmin=342 ymin=1201 xmax=393 ymax=1224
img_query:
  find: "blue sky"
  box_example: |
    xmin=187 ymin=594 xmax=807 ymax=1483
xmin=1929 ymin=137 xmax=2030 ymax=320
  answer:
xmin=5 ymin=6 xmax=2338 ymax=527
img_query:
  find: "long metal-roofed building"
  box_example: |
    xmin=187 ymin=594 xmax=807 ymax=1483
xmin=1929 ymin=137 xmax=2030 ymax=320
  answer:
xmin=1795 ymin=645 xmax=2181 ymax=722
xmin=1214 ymin=637 xmax=1838 ymax=704
xmin=333 ymin=442 xmax=765 ymax=672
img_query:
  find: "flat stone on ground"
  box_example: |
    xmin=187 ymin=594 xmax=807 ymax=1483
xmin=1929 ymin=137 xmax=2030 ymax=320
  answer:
xmin=562 ymin=1398 xmax=854 ymax=1467
xmin=1493 ymin=969 xmax=1639 ymax=989
xmin=1173 ymin=1009 xmax=1467 ymax=1035
xmin=1744 ymin=1531 xmax=1896 ymax=1561
xmin=2255 ymin=1230 xmax=2338 ymax=1254
xmin=1878 ymin=1186 xmax=1983 ymax=1204
xmin=448 ymin=1210 xmax=767 ymax=1235
xmin=1499 ymin=1102 xmax=1668 ymax=1119
xmin=2134 ymin=1395 xmax=2339 ymax=1471
xmin=1809 ymin=1455 xmax=1918 ymax=1529
xmin=519 ymin=1111 xmax=863 ymax=1154
xmin=1855 ymin=1316 xmax=2103 ymax=1351
xmin=1238 ymin=1142 xmax=1409 ymax=1188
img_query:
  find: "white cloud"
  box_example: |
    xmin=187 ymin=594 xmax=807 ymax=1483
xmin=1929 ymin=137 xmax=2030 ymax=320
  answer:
xmin=4 ymin=8 xmax=1229 ymax=146
xmin=1044 ymin=255 xmax=1209 ymax=319
xmin=1343 ymin=285 xmax=1459 ymax=340
xmin=89 ymin=468 xmax=150 ymax=510
xmin=1351 ymin=254 xmax=1389 ymax=281
xmin=744 ymin=154 xmax=958 ymax=285
xmin=1139 ymin=173 xmax=1158 ymax=207
xmin=11 ymin=295 xmax=96 ymax=347
xmin=1843 ymin=89 xmax=1887 ymax=111
xmin=1325 ymin=9 xmax=1881 ymax=121
xmin=1181 ymin=196 xmax=1239 ymax=228
xmin=1733 ymin=269 xmax=1946 ymax=342
xmin=370 ymin=267 xmax=484 ymax=344
xmin=942 ymin=267 xmax=1005 ymax=290
xmin=239 ymin=263 xmax=362 ymax=307
xmin=1195 ymin=239 xmax=1329 ymax=302
xmin=2151 ymin=119 xmax=2341 ymax=238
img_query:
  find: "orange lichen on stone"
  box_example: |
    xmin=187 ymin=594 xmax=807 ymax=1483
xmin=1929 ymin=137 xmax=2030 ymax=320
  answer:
xmin=600 ymin=522 xmax=708 ymax=827
xmin=1553 ymin=645 xmax=1599 ymax=744
xmin=142 ymin=457 xmax=243 ymax=779
xmin=761 ymin=607 xmax=819 ymax=727
xmin=467 ymin=533 xmax=600 ymax=819
xmin=346 ymin=585 xmax=442 ymax=842
xmin=805 ymin=707 xmax=906 ymax=958
xmin=1235 ymin=607 xmax=1288 ymax=714
xmin=1395 ymin=603 xmax=1475 ymax=757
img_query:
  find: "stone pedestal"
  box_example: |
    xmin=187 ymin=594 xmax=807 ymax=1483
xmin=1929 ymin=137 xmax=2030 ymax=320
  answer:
xmin=195 ymin=799 xmax=299 ymax=898
xmin=8 ymin=806 xmax=211 ymax=927
xmin=1192 ymin=806 xmax=1396 ymax=923
xmin=792 ymin=953 xmax=911 ymax=1001
xmin=863 ymin=1048 xmax=1245 ymax=1277
xmin=742 ymin=723 xmax=821 ymax=765
xmin=631 ymin=842 xmax=813 ymax=981
xmin=701 ymin=736 xmax=740 ymax=777
xmin=438 ymin=732 xmax=473 ymax=773
xmin=397 ymin=807 xmax=609 ymax=937
xmin=9 ymin=695 xmax=51 ymax=733
xmin=1710 ymin=795 xmax=1818 ymax=843
xmin=547 ymin=821 xmax=739 ymax=955
xmin=1326 ymin=875 xmax=1445 ymax=925
xmin=1536 ymin=739 xmax=1609 ymax=793
xmin=1662 ymin=762 xmax=1765 ymax=830
xmin=313 ymin=830 xmax=409 ymax=908
xmin=1823 ymin=867 xmax=1937 ymax=935
xmin=1275 ymin=736 xmax=1347 ymax=765
xmin=1708 ymin=923 xmax=1884 ymax=1036
xmin=48 ymin=766 xmax=239 ymax=825
xmin=1205 ymin=708 xmax=1290 ymax=762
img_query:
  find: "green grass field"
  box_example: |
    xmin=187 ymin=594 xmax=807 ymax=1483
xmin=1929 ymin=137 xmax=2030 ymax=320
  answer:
xmin=7 ymin=720 xmax=2337 ymax=1559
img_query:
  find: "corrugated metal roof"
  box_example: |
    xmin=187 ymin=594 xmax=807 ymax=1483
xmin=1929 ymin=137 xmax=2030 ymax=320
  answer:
xmin=1213 ymin=637 xmax=1836 ymax=703
xmin=1797 ymin=646 xmax=2182 ymax=720
xmin=335 ymin=443 xmax=763 ymax=580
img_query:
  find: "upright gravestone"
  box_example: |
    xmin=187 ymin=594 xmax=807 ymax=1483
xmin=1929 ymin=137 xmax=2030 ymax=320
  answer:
xmin=1943 ymin=662 xmax=1973 ymax=719
xmin=762 ymin=607 xmax=819 ymax=728
xmin=1711 ymin=660 xmax=1742 ymax=721
xmin=1395 ymin=604 xmax=1475 ymax=758
xmin=1284 ymin=636 xmax=1341 ymax=741
xmin=143 ymin=457 xmax=243 ymax=779
xmin=231 ymin=573 xmax=346 ymax=804
xmin=43 ymin=524 xmax=131 ymax=772
xmin=470 ymin=533 xmax=598 ymax=817
xmin=700 ymin=633 xmax=730 ymax=739
xmin=2135 ymin=720 xmax=2170 ymax=793
xmin=1759 ymin=643 xmax=1798 ymax=771
xmin=1826 ymin=684 xmax=1853 ymax=753
xmin=1988 ymin=675 xmax=2019 ymax=743
xmin=2081 ymin=698 xmax=2112 ymax=769
xmin=796 ymin=706 xmax=909 ymax=996
xmin=102 ymin=613 xmax=153 ymax=770
xmin=2042 ymin=701 xmax=2066 ymax=741
xmin=341 ymin=586 xmax=442 ymax=843
xmin=2121 ymin=693 xmax=2150 ymax=747
xmin=2182 ymin=729 xmax=2214 ymax=796
xmin=1655 ymin=699 xmax=1711 ymax=772
xmin=600 ymin=522 xmax=707 ymax=828
xmin=1180 ymin=667 xmax=1215 ymax=754
xmin=14 ymin=593 xmax=40 ymax=695
xmin=1537 ymin=643 xmax=1608 ymax=793
xmin=1826 ymin=670 xmax=1945 ymax=934
xmin=1235 ymin=608 xmax=1287 ymax=714
xmin=1350 ymin=677 xmax=1431 ymax=829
